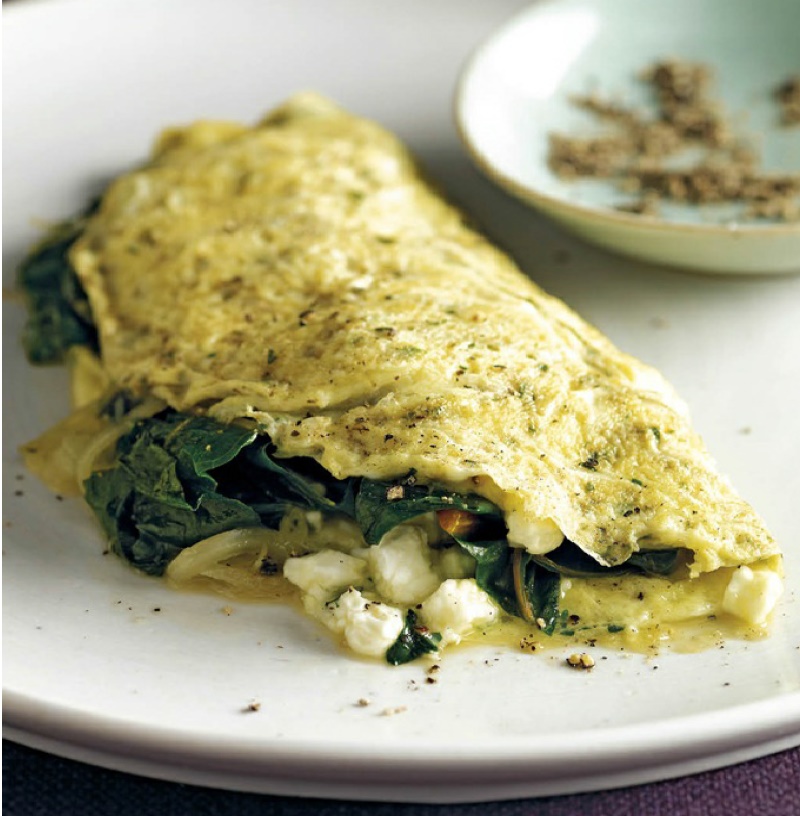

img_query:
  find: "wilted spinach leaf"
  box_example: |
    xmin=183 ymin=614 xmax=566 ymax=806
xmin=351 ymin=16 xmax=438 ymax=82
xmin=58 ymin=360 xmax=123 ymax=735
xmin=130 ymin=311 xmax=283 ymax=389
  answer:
xmin=355 ymin=477 xmax=499 ymax=545
xmin=452 ymin=537 xmax=561 ymax=633
xmin=532 ymin=541 xmax=679 ymax=578
xmin=84 ymin=412 xmax=365 ymax=574
xmin=211 ymin=445 xmax=357 ymax=528
xmin=84 ymin=414 xmax=261 ymax=574
xmin=17 ymin=219 xmax=98 ymax=363
xmin=244 ymin=445 xmax=352 ymax=514
xmin=517 ymin=555 xmax=562 ymax=634
xmin=626 ymin=549 xmax=681 ymax=575
xmin=386 ymin=610 xmax=442 ymax=665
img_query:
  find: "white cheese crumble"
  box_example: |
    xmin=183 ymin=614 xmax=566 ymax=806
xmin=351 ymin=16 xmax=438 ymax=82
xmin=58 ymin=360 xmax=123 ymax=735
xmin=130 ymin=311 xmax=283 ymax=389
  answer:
xmin=283 ymin=550 xmax=367 ymax=601
xmin=722 ymin=565 xmax=783 ymax=625
xmin=505 ymin=512 xmax=563 ymax=555
xmin=418 ymin=578 xmax=500 ymax=645
xmin=284 ymin=551 xmax=405 ymax=657
xmin=321 ymin=588 xmax=405 ymax=657
xmin=282 ymin=525 xmax=490 ymax=658
xmin=367 ymin=525 xmax=440 ymax=605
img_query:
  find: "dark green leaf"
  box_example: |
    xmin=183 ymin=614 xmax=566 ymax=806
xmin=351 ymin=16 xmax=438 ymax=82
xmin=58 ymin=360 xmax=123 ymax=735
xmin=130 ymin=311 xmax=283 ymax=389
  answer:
xmin=17 ymin=219 xmax=98 ymax=363
xmin=212 ymin=445 xmax=358 ymax=525
xmin=84 ymin=414 xmax=261 ymax=575
xmin=526 ymin=567 xmax=561 ymax=634
xmin=386 ymin=610 xmax=442 ymax=665
xmin=627 ymin=549 xmax=681 ymax=575
xmin=532 ymin=541 xmax=680 ymax=578
xmin=243 ymin=445 xmax=340 ymax=513
xmin=454 ymin=538 xmax=518 ymax=616
xmin=355 ymin=477 xmax=500 ymax=545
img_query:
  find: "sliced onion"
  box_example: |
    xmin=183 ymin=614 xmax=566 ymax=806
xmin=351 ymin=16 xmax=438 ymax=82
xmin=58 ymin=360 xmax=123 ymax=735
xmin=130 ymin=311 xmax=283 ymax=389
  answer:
xmin=166 ymin=527 xmax=276 ymax=583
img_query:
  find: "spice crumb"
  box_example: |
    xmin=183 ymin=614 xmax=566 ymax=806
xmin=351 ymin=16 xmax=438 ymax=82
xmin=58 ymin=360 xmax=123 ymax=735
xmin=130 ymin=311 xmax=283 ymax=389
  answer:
xmin=776 ymin=75 xmax=800 ymax=125
xmin=566 ymin=652 xmax=596 ymax=670
xmin=221 ymin=606 xmax=234 ymax=616
xmin=243 ymin=701 xmax=261 ymax=713
xmin=379 ymin=706 xmax=408 ymax=717
xmin=355 ymin=698 xmax=371 ymax=707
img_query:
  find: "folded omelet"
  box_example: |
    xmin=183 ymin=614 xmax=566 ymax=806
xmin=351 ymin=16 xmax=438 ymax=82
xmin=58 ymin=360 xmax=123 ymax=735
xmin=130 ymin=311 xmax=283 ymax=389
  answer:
xmin=21 ymin=94 xmax=782 ymax=661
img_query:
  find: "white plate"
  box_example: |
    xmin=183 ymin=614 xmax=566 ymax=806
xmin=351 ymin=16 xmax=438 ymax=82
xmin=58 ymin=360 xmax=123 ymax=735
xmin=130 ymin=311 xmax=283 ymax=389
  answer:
xmin=456 ymin=0 xmax=800 ymax=274
xmin=4 ymin=0 xmax=800 ymax=803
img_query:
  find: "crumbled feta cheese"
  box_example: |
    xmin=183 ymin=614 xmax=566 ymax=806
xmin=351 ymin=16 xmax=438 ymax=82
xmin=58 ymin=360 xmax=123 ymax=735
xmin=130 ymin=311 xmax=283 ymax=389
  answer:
xmin=283 ymin=549 xmax=367 ymax=601
xmin=506 ymin=512 xmax=563 ymax=555
xmin=284 ymin=547 xmax=407 ymax=658
xmin=418 ymin=578 xmax=500 ymax=645
xmin=326 ymin=587 xmax=405 ymax=657
xmin=722 ymin=565 xmax=783 ymax=625
xmin=367 ymin=525 xmax=440 ymax=605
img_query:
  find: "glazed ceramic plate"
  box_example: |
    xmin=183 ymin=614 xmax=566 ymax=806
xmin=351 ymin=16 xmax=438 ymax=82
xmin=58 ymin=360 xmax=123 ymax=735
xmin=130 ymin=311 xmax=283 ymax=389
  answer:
xmin=457 ymin=0 xmax=800 ymax=274
xmin=4 ymin=0 xmax=800 ymax=804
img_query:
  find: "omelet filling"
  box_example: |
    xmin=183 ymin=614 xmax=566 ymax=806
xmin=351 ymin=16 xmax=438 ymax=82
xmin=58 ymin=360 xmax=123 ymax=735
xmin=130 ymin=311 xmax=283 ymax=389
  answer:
xmin=22 ymin=381 xmax=782 ymax=663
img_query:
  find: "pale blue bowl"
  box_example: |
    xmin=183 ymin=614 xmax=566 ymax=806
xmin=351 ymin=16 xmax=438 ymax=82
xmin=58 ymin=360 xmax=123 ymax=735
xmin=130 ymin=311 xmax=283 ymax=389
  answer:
xmin=457 ymin=0 xmax=800 ymax=274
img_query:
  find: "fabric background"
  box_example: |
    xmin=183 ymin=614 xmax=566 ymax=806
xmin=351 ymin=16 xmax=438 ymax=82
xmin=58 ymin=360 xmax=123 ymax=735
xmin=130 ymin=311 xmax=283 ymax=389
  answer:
xmin=3 ymin=741 xmax=799 ymax=816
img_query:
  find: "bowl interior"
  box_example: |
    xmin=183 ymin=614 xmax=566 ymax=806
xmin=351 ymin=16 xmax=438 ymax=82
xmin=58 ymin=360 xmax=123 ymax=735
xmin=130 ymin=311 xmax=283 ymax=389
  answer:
xmin=458 ymin=0 xmax=800 ymax=229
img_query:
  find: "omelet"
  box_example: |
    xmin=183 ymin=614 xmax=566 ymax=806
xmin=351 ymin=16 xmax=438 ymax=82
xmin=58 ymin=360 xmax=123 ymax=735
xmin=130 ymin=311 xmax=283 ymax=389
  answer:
xmin=21 ymin=94 xmax=783 ymax=661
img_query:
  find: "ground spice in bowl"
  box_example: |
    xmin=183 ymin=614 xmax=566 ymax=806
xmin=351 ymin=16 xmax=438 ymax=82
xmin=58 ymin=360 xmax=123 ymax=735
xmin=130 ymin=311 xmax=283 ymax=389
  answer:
xmin=776 ymin=75 xmax=800 ymax=126
xmin=547 ymin=60 xmax=800 ymax=222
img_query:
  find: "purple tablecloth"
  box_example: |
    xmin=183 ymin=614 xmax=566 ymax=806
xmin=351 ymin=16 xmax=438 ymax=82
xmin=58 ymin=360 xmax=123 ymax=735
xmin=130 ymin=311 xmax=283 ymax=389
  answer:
xmin=4 ymin=741 xmax=799 ymax=816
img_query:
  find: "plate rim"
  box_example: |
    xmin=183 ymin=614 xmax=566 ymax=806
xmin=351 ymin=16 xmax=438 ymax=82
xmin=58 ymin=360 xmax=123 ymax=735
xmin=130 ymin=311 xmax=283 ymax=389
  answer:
xmin=5 ymin=689 xmax=800 ymax=802
xmin=6 ymin=685 xmax=800 ymax=763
